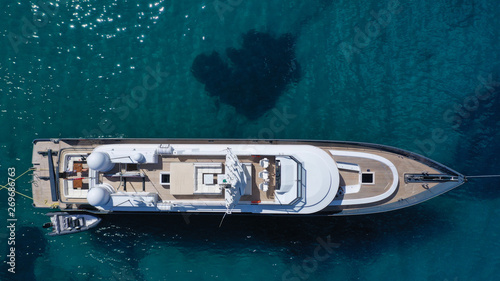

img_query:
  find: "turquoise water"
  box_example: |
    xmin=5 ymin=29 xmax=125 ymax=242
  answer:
xmin=1 ymin=0 xmax=500 ymax=280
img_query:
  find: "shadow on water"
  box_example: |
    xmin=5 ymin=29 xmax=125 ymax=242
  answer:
xmin=89 ymin=204 xmax=452 ymax=276
xmin=0 ymin=227 xmax=47 ymax=281
xmin=191 ymin=30 xmax=301 ymax=120
xmin=453 ymin=80 xmax=500 ymax=200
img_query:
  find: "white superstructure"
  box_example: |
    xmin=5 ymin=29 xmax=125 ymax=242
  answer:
xmin=83 ymin=144 xmax=340 ymax=214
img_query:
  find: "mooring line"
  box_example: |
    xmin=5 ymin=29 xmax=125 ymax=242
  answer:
xmin=0 ymin=167 xmax=36 ymax=200
xmin=466 ymin=175 xmax=500 ymax=179
xmin=0 ymin=167 xmax=59 ymax=207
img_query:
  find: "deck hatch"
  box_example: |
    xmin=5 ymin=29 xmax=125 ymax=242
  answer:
xmin=361 ymin=172 xmax=374 ymax=184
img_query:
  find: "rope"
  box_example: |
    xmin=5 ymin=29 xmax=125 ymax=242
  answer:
xmin=0 ymin=168 xmax=36 ymax=200
xmin=466 ymin=175 xmax=500 ymax=178
xmin=0 ymin=167 xmax=59 ymax=208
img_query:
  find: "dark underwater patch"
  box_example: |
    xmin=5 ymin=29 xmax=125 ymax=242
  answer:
xmin=191 ymin=30 xmax=301 ymax=120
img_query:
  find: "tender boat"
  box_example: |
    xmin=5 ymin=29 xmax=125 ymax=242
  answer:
xmin=31 ymin=138 xmax=466 ymax=216
xmin=43 ymin=212 xmax=101 ymax=236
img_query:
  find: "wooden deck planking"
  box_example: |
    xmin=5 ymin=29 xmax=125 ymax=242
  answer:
xmin=322 ymin=147 xmax=442 ymax=204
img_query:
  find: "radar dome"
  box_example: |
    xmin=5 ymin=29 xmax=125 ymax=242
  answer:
xmin=87 ymin=152 xmax=114 ymax=172
xmin=131 ymin=152 xmax=146 ymax=163
xmin=87 ymin=185 xmax=111 ymax=206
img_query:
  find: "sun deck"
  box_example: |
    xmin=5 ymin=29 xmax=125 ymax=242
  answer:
xmin=98 ymin=155 xmax=277 ymax=202
xmin=52 ymin=151 xmax=278 ymax=204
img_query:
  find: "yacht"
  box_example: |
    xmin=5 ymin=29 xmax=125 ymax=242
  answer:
xmin=31 ymin=138 xmax=465 ymax=216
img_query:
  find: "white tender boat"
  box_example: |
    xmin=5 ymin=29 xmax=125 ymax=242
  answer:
xmin=43 ymin=212 xmax=101 ymax=236
xmin=31 ymin=139 xmax=465 ymax=216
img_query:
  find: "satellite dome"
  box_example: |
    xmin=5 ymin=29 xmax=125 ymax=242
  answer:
xmin=87 ymin=152 xmax=114 ymax=172
xmin=87 ymin=186 xmax=111 ymax=206
xmin=131 ymin=152 xmax=146 ymax=163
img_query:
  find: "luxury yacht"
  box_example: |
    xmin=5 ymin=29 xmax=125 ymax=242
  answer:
xmin=31 ymin=138 xmax=465 ymax=216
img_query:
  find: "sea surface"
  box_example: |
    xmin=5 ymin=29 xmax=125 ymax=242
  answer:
xmin=1 ymin=0 xmax=500 ymax=280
